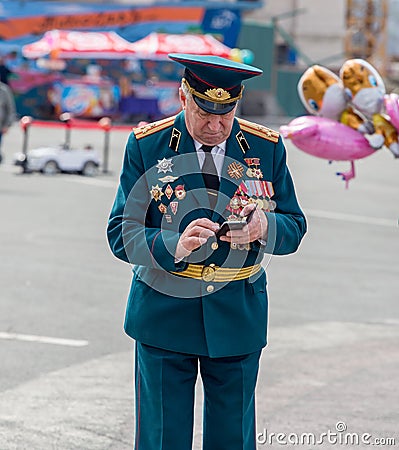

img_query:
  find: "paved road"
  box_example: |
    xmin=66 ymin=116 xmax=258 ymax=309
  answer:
xmin=0 ymin=118 xmax=398 ymax=449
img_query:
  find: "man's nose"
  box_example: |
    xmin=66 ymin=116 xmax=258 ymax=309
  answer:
xmin=206 ymin=114 xmax=222 ymax=131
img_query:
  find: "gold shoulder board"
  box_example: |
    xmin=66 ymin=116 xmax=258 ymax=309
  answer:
xmin=237 ymin=117 xmax=279 ymax=143
xmin=134 ymin=115 xmax=177 ymax=140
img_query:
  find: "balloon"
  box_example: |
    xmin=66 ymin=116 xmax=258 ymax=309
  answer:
xmin=384 ymin=93 xmax=399 ymax=130
xmin=240 ymin=49 xmax=254 ymax=64
xmin=280 ymin=116 xmax=375 ymax=161
xmin=230 ymin=48 xmax=242 ymax=62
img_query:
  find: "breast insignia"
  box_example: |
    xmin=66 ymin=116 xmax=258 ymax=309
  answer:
xmin=237 ymin=117 xmax=279 ymax=143
xmin=236 ymin=130 xmax=250 ymax=153
xmin=134 ymin=116 xmax=177 ymax=140
xmin=169 ymin=127 xmax=181 ymax=152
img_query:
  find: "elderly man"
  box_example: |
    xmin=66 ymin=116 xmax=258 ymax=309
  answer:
xmin=107 ymin=53 xmax=306 ymax=450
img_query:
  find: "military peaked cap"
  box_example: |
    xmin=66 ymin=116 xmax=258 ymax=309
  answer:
xmin=168 ymin=53 xmax=262 ymax=115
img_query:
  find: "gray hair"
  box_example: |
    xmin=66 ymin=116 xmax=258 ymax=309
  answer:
xmin=180 ymin=80 xmax=191 ymax=99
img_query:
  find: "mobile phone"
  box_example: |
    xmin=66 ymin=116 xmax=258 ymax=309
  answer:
xmin=216 ymin=220 xmax=246 ymax=238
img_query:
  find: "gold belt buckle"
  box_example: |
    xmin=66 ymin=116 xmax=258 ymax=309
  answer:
xmin=201 ymin=264 xmax=217 ymax=282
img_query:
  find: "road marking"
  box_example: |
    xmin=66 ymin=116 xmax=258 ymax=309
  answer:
xmin=305 ymin=208 xmax=397 ymax=228
xmin=0 ymin=331 xmax=89 ymax=347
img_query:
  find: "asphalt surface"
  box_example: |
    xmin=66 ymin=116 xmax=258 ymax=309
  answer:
xmin=0 ymin=116 xmax=398 ymax=450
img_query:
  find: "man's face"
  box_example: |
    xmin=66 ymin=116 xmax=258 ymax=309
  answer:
xmin=180 ymin=88 xmax=237 ymax=146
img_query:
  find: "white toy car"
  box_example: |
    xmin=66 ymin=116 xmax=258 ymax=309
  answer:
xmin=14 ymin=145 xmax=101 ymax=176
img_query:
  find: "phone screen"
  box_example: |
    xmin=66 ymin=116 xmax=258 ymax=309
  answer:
xmin=216 ymin=220 xmax=246 ymax=238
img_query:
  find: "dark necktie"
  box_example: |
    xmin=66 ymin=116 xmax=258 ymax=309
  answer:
xmin=201 ymin=145 xmax=220 ymax=207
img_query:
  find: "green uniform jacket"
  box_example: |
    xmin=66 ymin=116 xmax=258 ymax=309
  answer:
xmin=107 ymin=111 xmax=306 ymax=358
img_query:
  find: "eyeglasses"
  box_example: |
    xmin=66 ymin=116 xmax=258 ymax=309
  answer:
xmin=187 ymin=95 xmax=236 ymax=120
xmin=194 ymin=104 xmax=236 ymax=120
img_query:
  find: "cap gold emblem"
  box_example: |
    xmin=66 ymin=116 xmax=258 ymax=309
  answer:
xmin=204 ymin=88 xmax=231 ymax=101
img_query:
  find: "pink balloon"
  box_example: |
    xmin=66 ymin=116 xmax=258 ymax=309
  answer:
xmin=280 ymin=116 xmax=375 ymax=161
xmin=384 ymin=93 xmax=399 ymax=131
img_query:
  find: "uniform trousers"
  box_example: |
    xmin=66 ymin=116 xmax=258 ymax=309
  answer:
xmin=134 ymin=341 xmax=261 ymax=450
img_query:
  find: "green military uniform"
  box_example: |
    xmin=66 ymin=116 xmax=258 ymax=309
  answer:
xmin=107 ymin=54 xmax=306 ymax=450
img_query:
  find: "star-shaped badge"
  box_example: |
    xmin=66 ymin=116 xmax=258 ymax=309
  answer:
xmin=150 ymin=184 xmax=164 ymax=202
xmin=156 ymin=158 xmax=174 ymax=173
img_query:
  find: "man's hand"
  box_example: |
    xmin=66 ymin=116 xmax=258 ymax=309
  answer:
xmin=175 ymin=218 xmax=220 ymax=260
xmin=219 ymin=204 xmax=268 ymax=245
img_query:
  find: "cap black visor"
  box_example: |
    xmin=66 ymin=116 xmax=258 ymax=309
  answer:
xmin=193 ymin=95 xmax=237 ymax=115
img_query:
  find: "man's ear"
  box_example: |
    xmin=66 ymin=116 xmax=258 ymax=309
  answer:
xmin=179 ymin=87 xmax=187 ymax=109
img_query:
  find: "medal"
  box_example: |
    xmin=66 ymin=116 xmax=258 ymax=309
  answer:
xmin=159 ymin=175 xmax=178 ymax=183
xmin=246 ymin=167 xmax=255 ymax=178
xmin=170 ymin=201 xmax=179 ymax=215
xmin=174 ymin=185 xmax=186 ymax=200
xmin=158 ymin=203 xmax=167 ymax=214
xmin=255 ymin=198 xmax=264 ymax=209
xmin=240 ymin=196 xmax=249 ymax=207
xmin=229 ymin=196 xmax=241 ymax=211
xmin=156 ymin=158 xmax=174 ymax=173
xmin=164 ymin=184 xmax=174 ymax=200
xmin=245 ymin=180 xmax=274 ymax=198
xmin=150 ymin=184 xmax=164 ymax=202
xmin=252 ymin=168 xmax=263 ymax=179
xmin=237 ymin=181 xmax=248 ymax=196
xmin=227 ymin=162 xmax=244 ymax=179
xmin=244 ymin=157 xmax=263 ymax=179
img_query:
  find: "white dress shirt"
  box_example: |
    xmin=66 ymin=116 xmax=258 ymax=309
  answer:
xmin=194 ymin=140 xmax=226 ymax=179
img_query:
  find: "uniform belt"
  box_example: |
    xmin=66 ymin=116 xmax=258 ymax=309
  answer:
xmin=170 ymin=263 xmax=261 ymax=282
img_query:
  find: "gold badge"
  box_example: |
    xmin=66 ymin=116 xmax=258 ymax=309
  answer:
xmin=201 ymin=264 xmax=216 ymax=282
xmin=211 ymin=242 xmax=218 ymax=250
xmin=150 ymin=184 xmax=164 ymax=202
xmin=158 ymin=203 xmax=167 ymax=214
xmin=205 ymin=88 xmax=231 ymax=101
xmin=164 ymin=184 xmax=174 ymax=200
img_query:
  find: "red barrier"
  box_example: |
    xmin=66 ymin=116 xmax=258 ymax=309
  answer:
xmin=18 ymin=115 xmax=134 ymax=174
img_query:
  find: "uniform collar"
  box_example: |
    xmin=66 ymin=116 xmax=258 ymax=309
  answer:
xmin=194 ymin=140 xmax=227 ymax=153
